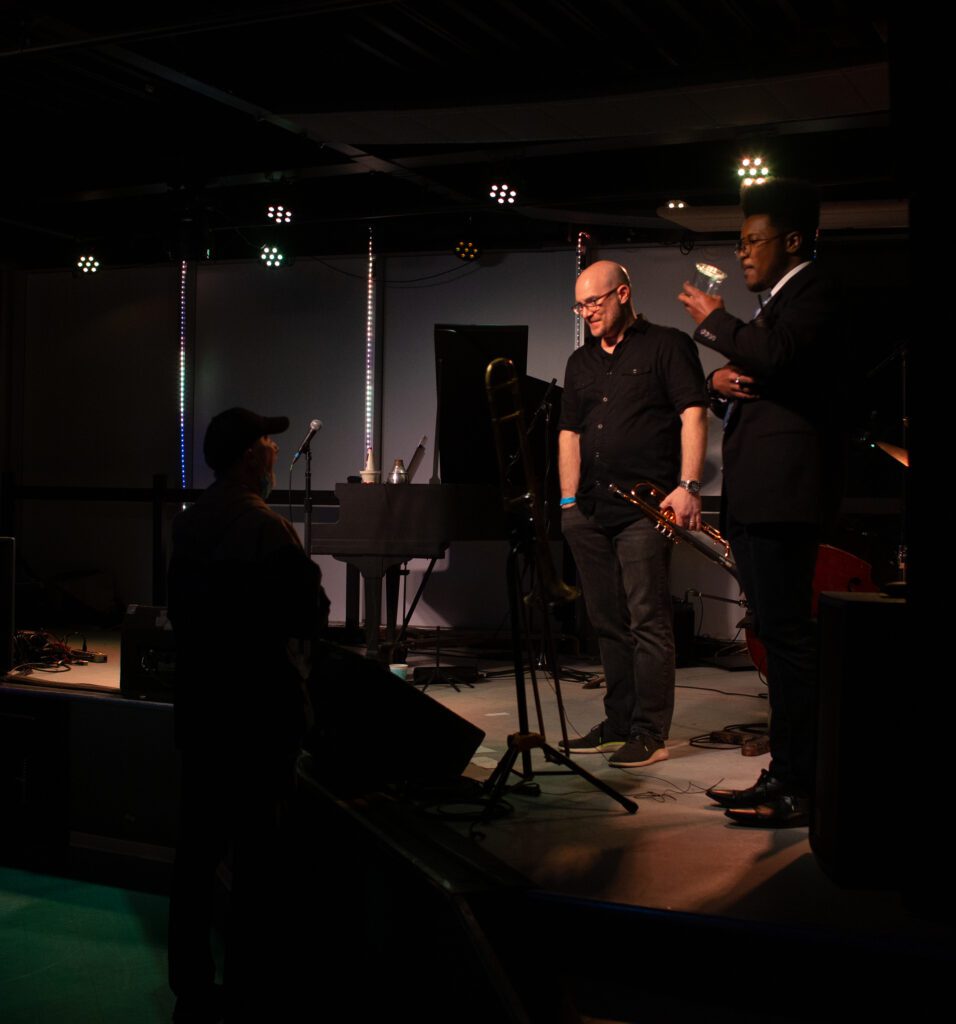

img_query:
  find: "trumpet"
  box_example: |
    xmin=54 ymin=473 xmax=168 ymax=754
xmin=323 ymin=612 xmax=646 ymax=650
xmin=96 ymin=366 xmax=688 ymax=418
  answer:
xmin=608 ymin=481 xmax=739 ymax=581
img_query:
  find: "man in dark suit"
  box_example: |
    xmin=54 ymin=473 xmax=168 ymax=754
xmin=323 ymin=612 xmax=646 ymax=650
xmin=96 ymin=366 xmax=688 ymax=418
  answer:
xmin=678 ymin=179 xmax=843 ymax=827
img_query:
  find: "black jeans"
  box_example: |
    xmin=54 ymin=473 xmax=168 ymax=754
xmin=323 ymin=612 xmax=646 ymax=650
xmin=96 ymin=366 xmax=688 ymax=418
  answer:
xmin=168 ymin=746 xmax=299 ymax=1019
xmin=562 ymin=506 xmax=675 ymax=742
xmin=728 ymin=518 xmax=819 ymax=792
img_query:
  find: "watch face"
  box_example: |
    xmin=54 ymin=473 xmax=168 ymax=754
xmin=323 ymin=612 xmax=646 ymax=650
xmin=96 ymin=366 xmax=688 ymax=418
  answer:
xmin=681 ymin=480 xmax=701 ymax=495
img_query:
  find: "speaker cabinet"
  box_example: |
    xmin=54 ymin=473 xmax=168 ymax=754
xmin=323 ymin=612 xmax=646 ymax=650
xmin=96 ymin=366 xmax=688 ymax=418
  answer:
xmin=812 ymin=591 xmax=906 ymax=886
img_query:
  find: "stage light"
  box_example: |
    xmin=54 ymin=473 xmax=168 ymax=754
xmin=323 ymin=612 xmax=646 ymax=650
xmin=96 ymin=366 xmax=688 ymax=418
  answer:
xmin=267 ymin=204 xmax=292 ymax=224
xmin=666 ymin=199 xmax=687 ymax=209
xmin=76 ymin=254 xmax=100 ymax=273
xmin=260 ymin=244 xmax=285 ymax=268
xmin=738 ymin=156 xmax=771 ymax=186
xmin=454 ymin=239 xmax=481 ymax=261
xmin=489 ymin=183 xmax=517 ymax=205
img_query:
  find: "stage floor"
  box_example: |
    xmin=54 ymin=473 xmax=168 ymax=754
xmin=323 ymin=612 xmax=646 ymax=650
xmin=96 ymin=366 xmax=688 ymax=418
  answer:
xmin=411 ymin=648 xmax=952 ymax=952
xmin=4 ymin=627 xmax=951 ymax=954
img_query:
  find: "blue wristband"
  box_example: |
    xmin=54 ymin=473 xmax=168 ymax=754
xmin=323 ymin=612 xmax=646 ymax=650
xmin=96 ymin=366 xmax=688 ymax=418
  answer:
xmin=560 ymin=497 xmax=576 ymax=507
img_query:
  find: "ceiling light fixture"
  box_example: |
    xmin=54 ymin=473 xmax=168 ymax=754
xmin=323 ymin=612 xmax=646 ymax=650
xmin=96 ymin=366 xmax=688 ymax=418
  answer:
xmin=267 ymin=204 xmax=292 ymax=224
xmin=454 ymin=239 xmax=481 ymax=261
xmin=260 ymin=244 xmax=285 ymax=268
xmin=738 ymin=156 xmax=771 ymax=187
xmin=76 ymin=254 xmax=100 ymax=274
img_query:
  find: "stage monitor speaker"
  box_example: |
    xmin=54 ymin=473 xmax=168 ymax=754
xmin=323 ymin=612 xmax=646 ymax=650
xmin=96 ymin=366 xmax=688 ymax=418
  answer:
xmin=305 ymin=641 xmax=485 ymax=794
xmin=0 ymin=538 xmax=12 ymax=675
xmin=811 ymin=591 xmax=906 ymax=887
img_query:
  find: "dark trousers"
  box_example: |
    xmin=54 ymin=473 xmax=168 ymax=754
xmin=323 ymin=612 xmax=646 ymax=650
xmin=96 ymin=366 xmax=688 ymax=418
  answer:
xmin=168 ymin=746 xmax=299 ymax=1019
xmin=562 ymin=507 xmax=675 ymax=741
xmin=728 ymin=518 xmax=819 ymax=792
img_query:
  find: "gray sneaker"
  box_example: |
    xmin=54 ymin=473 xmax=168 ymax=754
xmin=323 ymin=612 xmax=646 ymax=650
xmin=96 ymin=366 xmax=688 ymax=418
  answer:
xmin=608 ymin=735 xmax=669 ymax=768
xmin=561 ymin=721 xmax=625 ymax=754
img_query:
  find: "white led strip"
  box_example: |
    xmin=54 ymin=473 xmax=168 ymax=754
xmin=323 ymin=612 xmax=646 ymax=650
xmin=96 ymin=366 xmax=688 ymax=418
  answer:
xmin=574 ymin=230 xmax=590 ymax=349
xmin=365 ymin=229 xmax=375 ymax=455
xmin=179 ymin=259 xmax=188 ymax=489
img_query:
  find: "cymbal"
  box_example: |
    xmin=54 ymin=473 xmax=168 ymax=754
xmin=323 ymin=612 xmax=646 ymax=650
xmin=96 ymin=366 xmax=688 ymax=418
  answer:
xmin=875 ymin=441 xmax=909 ymax=468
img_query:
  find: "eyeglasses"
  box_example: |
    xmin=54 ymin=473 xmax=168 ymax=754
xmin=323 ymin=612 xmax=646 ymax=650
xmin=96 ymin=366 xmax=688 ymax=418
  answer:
xmin=734 ymin=233 xmax=786 ymax=256
xmin=571 ymin=287 xmax=618 ymax=316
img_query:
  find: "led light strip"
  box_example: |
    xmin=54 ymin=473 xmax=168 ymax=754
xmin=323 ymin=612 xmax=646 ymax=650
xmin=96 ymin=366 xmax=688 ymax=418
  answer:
xmin=365 ymin=228 xmax=375 ymax=455
xmin=179 ymin=259 xmax=188 ymax=489
xmin=574 ymin=230 xmax=590 ymax=349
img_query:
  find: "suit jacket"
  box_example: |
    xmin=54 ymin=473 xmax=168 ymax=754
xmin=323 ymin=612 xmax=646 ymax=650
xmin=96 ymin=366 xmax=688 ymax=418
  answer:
xmin=694 ymin=263 xmax=846 ymax=526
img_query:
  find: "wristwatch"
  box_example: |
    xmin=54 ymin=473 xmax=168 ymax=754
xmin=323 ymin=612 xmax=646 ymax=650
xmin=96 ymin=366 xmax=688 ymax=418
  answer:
xmin=678 ymin=479 xmax=701 ymax=495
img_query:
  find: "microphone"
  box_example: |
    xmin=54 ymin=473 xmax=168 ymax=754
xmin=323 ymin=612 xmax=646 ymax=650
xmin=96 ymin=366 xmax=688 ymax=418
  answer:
xmin=290 ymin=419 xmax=322 ymax=466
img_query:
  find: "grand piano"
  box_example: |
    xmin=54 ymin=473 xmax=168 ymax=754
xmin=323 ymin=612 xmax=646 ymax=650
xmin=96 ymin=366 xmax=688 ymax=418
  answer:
xmin=311 ymin=482 xmax=508 ymax=657
xmin=312 ymin=343 xmax=563 ymax=656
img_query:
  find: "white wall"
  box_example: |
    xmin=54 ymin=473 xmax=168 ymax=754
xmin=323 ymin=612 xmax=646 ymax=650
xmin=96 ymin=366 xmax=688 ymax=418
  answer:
xmin=193 ymin=258 xmax=368 ymax=489
xmin=375 ymin=242 xmax=745 ymax=631
xmin=17 ymin=242 xmax=749 ymax=632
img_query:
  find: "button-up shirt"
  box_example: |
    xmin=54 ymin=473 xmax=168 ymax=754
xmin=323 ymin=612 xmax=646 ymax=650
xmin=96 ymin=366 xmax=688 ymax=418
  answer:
xmin=559 ymin=316 xmax=707 ymax=528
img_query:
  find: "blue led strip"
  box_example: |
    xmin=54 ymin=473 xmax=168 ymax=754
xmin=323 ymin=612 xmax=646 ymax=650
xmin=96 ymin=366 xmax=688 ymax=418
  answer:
xmin=179 ymin=259 xmax=188 ymax=489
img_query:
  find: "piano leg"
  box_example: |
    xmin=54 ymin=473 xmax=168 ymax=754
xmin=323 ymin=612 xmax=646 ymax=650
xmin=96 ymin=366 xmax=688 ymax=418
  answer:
xmin=339 ymin=556 xmax=409 ymax=660
xmin=384 ymin=564 xmax=401 ymax=653
xmin=362 ymin=571 xmax=384 ymax=658
xmin=345 ymin=565 xmax=361 ymax=635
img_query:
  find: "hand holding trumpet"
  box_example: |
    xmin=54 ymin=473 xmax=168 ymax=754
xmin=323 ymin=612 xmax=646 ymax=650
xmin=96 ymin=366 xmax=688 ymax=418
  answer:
xmin=659 ymin=485 xmax=701 ymax=531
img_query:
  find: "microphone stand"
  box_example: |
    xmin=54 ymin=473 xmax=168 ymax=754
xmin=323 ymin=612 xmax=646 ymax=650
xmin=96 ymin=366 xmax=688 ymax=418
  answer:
xmin=303 ymin=444 xmax=313 ymax=556
xmin=430 ymin=356 xmax=442 ymax=484
xmin=290 ymin=420 xmax=321 ymax=552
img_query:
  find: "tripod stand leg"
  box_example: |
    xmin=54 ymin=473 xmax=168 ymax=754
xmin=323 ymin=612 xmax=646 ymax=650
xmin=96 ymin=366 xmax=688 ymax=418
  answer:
xmin=507 ymin=550 xmax=534 ymax=780
xmin=534 ymin=590 xmax=573 ymax=753
xmin=480 ymin=742 xmax=541 ymax=823
xmin=540 ymin=743 xmax=638 ymax=814
xmin=482 ymin=744 xmax=520 ymax=803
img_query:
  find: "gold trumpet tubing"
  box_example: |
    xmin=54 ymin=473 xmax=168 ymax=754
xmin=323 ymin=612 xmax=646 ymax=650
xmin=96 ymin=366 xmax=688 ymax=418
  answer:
xmin=608 ymin=482 xmax=739 ymax=581
xmin=627 ymin=482 xmax=731 ymax=559
xmin=698 ymin=521 xmax=732 ymax=559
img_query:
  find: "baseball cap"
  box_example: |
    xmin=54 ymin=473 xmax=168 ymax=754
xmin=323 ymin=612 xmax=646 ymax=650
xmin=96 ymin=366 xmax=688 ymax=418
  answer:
xmin=203 ymin=407 xmax=290 ymax=473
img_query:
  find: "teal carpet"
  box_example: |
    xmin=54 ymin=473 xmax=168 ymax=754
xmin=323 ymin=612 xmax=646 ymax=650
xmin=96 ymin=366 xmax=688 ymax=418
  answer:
xmin=0 ymin=867 xmax=174 ymax=1023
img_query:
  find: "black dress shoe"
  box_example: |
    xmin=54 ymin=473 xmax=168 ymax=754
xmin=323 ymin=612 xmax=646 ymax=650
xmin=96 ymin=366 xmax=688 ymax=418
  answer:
xmin=706 ymin=769 xmax=788 ymax=809
xmin=724 ymin=794 xmax=810 ymax=828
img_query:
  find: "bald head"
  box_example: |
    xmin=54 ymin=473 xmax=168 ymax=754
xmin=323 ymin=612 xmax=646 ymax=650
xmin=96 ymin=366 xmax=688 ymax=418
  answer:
xmin=577 ymin=260 xmax=630 ymax=296
xmin=574 ymin=260 xmax=636 ymax=349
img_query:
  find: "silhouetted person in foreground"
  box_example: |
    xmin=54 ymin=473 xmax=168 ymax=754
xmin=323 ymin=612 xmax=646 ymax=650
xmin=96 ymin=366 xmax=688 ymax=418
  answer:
xmin=167 ymin=407 xmax=328 ymax=1022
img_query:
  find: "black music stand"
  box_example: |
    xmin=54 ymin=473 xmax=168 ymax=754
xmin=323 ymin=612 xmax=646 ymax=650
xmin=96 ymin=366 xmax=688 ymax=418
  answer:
xmin=480 ymin=359 xmax=637 ymax=818
xmin=479 ymin=533 xmax=637 ymax=817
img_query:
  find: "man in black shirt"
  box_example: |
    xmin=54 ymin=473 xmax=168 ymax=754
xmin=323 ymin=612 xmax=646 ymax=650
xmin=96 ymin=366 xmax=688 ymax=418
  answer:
xmin=559 ymin=260 xmax=707 ymax=768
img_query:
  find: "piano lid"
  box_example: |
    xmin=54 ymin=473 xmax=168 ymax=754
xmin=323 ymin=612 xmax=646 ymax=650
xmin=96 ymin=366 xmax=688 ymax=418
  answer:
xmin=311 ymin=482 xmax=509 ymax=556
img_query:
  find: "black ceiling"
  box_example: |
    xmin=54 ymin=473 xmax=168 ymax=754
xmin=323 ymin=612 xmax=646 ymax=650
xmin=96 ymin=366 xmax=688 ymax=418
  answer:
xmin=1 ymin=2 xmax=898 ymax=268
